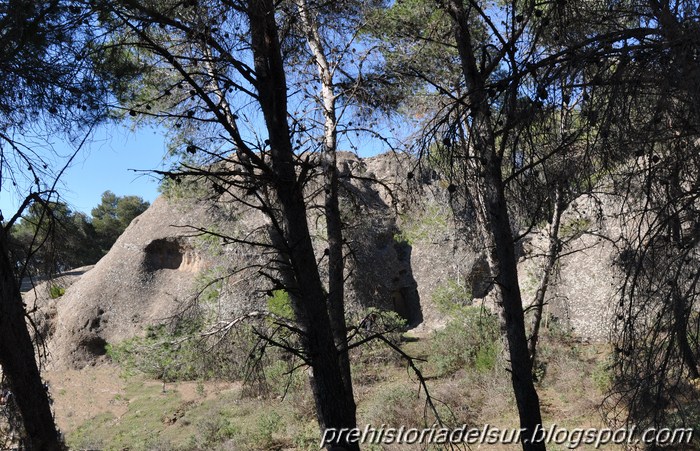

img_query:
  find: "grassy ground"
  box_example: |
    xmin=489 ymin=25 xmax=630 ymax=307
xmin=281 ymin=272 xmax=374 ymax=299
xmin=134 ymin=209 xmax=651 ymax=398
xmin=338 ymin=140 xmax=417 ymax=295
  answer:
xmin=44 ymin=324 xmax=624 ymax=451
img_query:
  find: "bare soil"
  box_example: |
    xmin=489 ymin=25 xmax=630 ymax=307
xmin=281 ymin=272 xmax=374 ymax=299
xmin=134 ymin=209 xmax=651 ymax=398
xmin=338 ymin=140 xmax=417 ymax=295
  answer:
xmin=44 ymin=364 xmax=239 ymax=436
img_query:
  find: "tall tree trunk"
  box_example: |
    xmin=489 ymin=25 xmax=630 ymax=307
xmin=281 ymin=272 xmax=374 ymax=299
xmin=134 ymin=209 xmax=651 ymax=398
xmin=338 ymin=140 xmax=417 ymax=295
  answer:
xmin=477 ymin=160 xmax=546 ymax=451
xmin=672 ymin=289 xmax=699 ymax=379
xmin=446 ymin=1 xmax=546 ymax=449
xmin=294 ymin=0 xmax=353 ymax=398
xmin=667 ymin=158 xmax=700 ymax=379
xmin=0 ymin=230 xmax=61 ymax=450
xmin=247 ymin=1 xmax=358 ymax=448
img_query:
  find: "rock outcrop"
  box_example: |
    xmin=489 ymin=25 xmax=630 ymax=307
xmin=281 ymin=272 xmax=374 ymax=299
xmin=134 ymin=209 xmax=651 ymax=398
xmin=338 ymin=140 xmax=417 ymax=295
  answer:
xmin=32 ymin=152 xmax=621 ymax=369
xmin=517 ymin=192 xmax=624 ymax=342
xmin=42 ymin=196 xmax=221 ymax=368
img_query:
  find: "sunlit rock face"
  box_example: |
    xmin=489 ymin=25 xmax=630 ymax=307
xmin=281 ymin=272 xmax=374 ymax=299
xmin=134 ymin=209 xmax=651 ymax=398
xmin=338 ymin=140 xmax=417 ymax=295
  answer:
xmin=33 ymin=153 xmax=621 ymax=369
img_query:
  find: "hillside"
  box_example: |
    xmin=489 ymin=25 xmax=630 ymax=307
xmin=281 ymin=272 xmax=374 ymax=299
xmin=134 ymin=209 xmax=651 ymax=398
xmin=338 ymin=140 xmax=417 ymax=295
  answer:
xmin=10 ymin=152 xmax=642 ymax=450
xmin=26 ymin=152 xmax=619 ymax=371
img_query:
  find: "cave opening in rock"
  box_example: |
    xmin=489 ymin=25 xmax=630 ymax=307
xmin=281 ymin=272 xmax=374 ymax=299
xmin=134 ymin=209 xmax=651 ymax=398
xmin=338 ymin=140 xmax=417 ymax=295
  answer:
xmin=144 ymin=238 xmax=184 ymax=271
xmin=82 ymin=336 xmax=108 ymax=356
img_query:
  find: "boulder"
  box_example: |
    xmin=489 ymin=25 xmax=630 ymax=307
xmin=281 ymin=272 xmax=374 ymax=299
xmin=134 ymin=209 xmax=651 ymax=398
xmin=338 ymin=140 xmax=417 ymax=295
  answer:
xmin=45 ymin=196 xmax=218 ymax=368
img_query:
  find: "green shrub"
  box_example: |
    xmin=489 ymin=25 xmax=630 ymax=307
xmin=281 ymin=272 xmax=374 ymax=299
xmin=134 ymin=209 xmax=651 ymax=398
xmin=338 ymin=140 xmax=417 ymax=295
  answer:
xmin=197 ymin=414 xmax=240 ymax=446
xmin=108 ymin=285 xmax=305 ymax=400
xmin=49 ymin=285 xmax=65 ymax=299
xmin=106 ymin=323 xmax=202 ymax=381
xmin=252 ymin=411 xmax=283 ymax=446
xmin=474 ymin=340 xmax=499 ymax=373
xmin=292 ymin=421 xmax=322 ymax=451
xmin=267 ymin=289 xmax=294 ymax=319
xmin=263 ymin=359 xmax=305 ymax=398
xmin=559 ymin=217 xmax=592 ymax=239
xmin=359 ymin=307 xmax=406 ymax=338
xmin=350 ymin=307 xmax=407 ymax=367
xmin=193 ymin=269 xmax=224 ymax=306
xmin=430 ymin=306 xmax=500 ymax=376
xmin=194 ymin=229 xmax=222 ymax=252
xmin=592 ymin=358 xmax=612 ymax=392
xmin=361 ymin=384 xmax=420 ymax=427
xmin=393 ymin=203 xmax=450 ymax=245
xmin=107 ymin=317 xmax=248 ymax=382
xmin=432 ymin=279 xmax=472 ymax=313
xmin=158 ymin=172 xmax=210 ymax=201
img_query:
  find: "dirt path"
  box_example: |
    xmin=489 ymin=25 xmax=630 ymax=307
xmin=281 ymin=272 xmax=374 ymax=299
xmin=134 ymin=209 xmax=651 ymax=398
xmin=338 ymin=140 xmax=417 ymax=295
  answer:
xmin=45 ymin=365 xmax=128 ymax=433
xmin=44 ymin=364 xmax=240 ymax=435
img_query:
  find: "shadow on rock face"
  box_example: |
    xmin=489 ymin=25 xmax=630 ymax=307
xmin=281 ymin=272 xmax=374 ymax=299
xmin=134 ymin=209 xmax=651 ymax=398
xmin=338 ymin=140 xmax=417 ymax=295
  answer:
xmin=391 ymin=240 xmax=423 ymax=328
xmin=78 ymin=335 xmax=108 ymax=358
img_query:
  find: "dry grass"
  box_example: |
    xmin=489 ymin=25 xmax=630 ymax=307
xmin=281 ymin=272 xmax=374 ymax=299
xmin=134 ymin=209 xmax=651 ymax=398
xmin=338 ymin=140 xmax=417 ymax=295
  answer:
xmin=49 ymin=330 xmax=624 ymax=450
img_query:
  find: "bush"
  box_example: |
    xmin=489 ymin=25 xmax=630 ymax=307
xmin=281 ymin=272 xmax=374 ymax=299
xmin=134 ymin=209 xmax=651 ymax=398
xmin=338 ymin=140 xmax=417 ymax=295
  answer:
xmin=107 ymin=312 xmax=308 ymax=402
xmin=261 ymin=359 xmax=305 ymax=399
xmin=108 ymin=274 xmax=304 ymax=394
xmin=361 ymin=384 xmax=421 ymax=428
xmin=107 ymin=270 xmax=258 ymax=383
xmin=197 ymin=414 xmax=240 ymax=446
xmin=252 ymin=411 xmax=283 ymax=446
xmin=106 ymin=313 xmax=261 ymax=383
xmin=106 ymin=322 xmax=207 ymax=382
xmin=158 ymin=172 xmax=210 ymax=201
xmin=350 ymin=308 xmax=407 ymax=367
xmin=49 ymin=285 xmax=65 ymax=299
xmin=432 ymin=279 xmax=472 ymax=313
xmin=393 ymin=203 xmax=450 ymax=246
xmin=292 ymin=421 xmax=322 ymax=451
xmin=267 ymin=289 xmax=293 ymax=319
xmin=559 ymin=217 xmax=592 ymax=239
xmin=592 ymin=358 xmax=612 ymax=392
xmin=193 ymin=269 xmax=224 ymax=306
xmin=430 ymin=306 xmax=500 ymax=376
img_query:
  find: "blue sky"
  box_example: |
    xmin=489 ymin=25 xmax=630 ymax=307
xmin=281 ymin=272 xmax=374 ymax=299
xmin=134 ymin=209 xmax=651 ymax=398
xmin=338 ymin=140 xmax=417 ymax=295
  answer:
xmin=0 ymin=114 xmax=401 ymax=221
xmin=61 ymin=125 xmax=170 ymax=213
xmin=0 ymin=124 xmax=170 ymax=217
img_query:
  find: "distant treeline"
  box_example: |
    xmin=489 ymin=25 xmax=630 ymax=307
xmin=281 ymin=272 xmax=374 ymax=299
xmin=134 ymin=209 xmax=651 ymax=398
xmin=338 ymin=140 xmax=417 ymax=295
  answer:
xmin=7 ymin=191 xmax=149 ymax=277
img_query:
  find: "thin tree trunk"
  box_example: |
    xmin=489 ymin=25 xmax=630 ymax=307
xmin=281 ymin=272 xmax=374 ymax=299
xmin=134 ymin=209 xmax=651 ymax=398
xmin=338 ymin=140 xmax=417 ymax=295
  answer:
xmin=477 ymin=162 xmax=546 ymax=451
xmin=672 ymin=289 xmax=700 ymax=379
xmin=294 ymin=0 xmax=353 ymax=398
xmin=529 ymin=183 xmax=565 ymax=370
xmin=247 ymin=1 xmax=358 ymax=448
xmin=446 ymin=1 xmax=546 ymax=449
xmin=667 ymin=159 xmax=700 ymax=379
xmin=0 ymin=230 xmax=62 ymax=450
